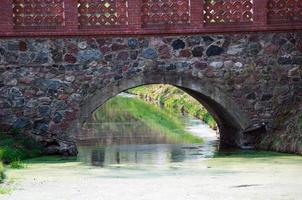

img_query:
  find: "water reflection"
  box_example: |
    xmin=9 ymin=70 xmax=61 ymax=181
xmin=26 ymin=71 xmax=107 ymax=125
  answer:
xmin=77 ymin=118 xmax=218 ymax=167
xmin=77 ymin=122 xmax=190 ymax=146
xmin=77 ymin=94 xmax=218 ymax=167
xmin=80 ymin=144 xmax=211 ymax=167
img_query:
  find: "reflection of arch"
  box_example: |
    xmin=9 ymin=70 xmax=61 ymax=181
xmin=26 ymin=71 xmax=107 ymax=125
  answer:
xmin=69 ymin=70 xmax=253 ymax=149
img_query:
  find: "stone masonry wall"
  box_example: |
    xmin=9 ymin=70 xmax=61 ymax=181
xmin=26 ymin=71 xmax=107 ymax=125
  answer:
xmin=0 ymin=32 xmax=301 ymax=155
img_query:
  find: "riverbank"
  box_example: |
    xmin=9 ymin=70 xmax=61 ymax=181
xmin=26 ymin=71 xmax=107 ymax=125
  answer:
xmin=128 ymin=84 xmax=217 ymax=130
xmin=91 ymin=96 xmax=203 ymax=144
xmin=0 ymin=131 xmax=43 ymax=164
xmin=0 ymin=162 xmax=4 ymax=183
xmin=0 ymin=129 xmax=45 ymax=193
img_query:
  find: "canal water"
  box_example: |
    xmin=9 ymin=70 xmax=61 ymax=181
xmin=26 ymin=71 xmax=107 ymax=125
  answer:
xmin=2 ymin=94 xmax=302 ymax=200
xmin=76 ymin=94 xmax=218 ymax=167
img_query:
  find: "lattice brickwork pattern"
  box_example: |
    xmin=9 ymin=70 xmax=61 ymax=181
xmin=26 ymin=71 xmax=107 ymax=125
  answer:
xmin=141 ymin=0 xmax=190 ymax=26
xmin=267 ymin=0 xmax=302 ymax=24
xmin=78 ymin=0 xmax=128 ymax=27
xmin=12 ymin=0 xmax=65 ymax=27
xmin=204 ymin=0 xmax=253 ymax=24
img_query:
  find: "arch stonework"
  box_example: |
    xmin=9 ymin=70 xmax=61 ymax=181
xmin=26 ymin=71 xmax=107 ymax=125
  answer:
xmin=73 ymin=71 xmax=251 ymax=150
xmin=0 ymin=32 xmax=301 ymax=155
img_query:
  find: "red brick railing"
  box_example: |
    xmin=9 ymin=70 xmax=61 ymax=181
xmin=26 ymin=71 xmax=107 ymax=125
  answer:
xmin=0 ymin=0 xmax=301 ymax=37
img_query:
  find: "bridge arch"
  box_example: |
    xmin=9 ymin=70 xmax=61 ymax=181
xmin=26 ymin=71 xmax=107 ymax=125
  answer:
xmin=70 ymin=70 xmax=252 ymax=152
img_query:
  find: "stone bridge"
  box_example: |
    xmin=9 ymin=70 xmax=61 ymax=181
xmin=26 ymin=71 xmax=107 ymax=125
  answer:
xmin=0 ymin=0 xmax=302 ymax=155
xmin=0 ymin=33 xmax=302 ymax=155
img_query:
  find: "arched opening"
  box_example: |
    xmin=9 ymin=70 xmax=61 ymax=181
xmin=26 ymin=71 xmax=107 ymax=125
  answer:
xmin=77 ymin=83 xmax=220 ymax=166
xmin=67 ymin=71 xmax=255 ymax=162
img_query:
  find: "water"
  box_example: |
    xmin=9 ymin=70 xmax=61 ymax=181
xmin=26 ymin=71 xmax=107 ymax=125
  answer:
xmin=77 ymin=94 xmax=218 ymax=167
xmin=4 ymin=100 xmax=302 ymax=200
xmin=5 ymin=94 xmax=302 ymax=200
xmin=77 ymin=117 xmax=218 ymax=167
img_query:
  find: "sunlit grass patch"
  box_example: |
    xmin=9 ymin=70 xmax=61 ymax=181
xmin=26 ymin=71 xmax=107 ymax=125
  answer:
xmin=9 ymin=160 xmax=26 ymax=169
xmin=129 ymin=84 xmax=217 ymax=130
xmin=0 ymin=186 xmax=11 ymax=195
xmin=93 ymin=96 xmax=203 ymax=144
xmin=0 ymin=162 xmax=5 ymax=183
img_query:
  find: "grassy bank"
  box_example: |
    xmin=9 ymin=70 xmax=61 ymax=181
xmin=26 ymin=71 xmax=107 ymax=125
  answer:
xmin=128 ymin=84 xmax=217 ymax=129
xmin=0 ymin=162 xmax=4 ymax=183
xmin=0 ymin=130 xmax=45 ymax=194
xmin=0 ymin=129 xmax=44 ymax=171
xmin=0 ymin=162 xmax=10 ymax=195
xmin=93 ymin=96 xmax=203 ymax=144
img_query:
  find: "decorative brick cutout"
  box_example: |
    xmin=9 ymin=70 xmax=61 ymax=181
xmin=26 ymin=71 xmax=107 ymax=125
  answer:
xmin=267 ymin=0 xmax=302 ymax=24
xmin=13 ymin=0 xmax=65 ymax=28
xmin=141 ymin=0 xmax=190 ymax=26
xmin=204 ymin=0 xmax=253 ymax=25
xmin=78 ymin=0 xmax=128 ymax=27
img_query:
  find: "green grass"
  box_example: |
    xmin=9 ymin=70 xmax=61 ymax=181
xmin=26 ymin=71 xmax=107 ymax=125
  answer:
xmin=0 ymin=162 xmax=5 ymax=183
xmin=0 ymin=130 xmax=44 ymax=188
xmin=9 ymin=159 xmax=26 ymax=169
xmin=93 ymin=96 xmax=203 ymax=144
xmin=0 ymin=187 xmax=11 ymax=195
xmin=129 ymin=84 xmax=217 ymax=129
xmin=0 ymin=130 xmax=43 ymax=164
xmin=0 ymin=162 xmax=10 ymax=196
